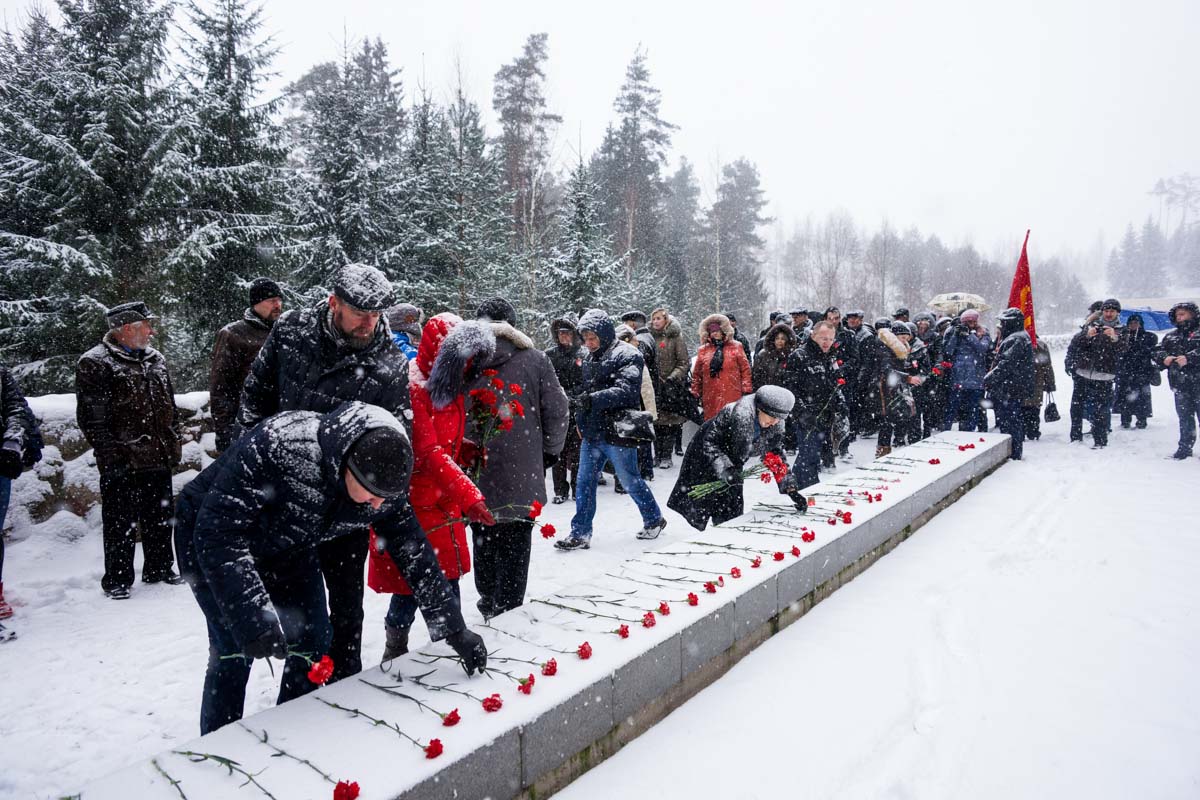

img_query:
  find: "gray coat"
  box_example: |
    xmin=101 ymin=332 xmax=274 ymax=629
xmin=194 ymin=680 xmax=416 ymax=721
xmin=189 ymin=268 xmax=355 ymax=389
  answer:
xmin=468 ymin=322 xmax=570 ymax=512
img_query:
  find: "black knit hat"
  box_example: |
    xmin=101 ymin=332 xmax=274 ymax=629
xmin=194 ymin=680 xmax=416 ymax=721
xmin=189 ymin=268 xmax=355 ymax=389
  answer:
xmin=754 ymin=385 xmax=796 ymax=419
xmin=248 ymin=277 xmax=282 ymax=306
xmin=345 ymin=426 xmax=412 ymax=498
xmin=477 ymin=297 xmax=518 ymax=326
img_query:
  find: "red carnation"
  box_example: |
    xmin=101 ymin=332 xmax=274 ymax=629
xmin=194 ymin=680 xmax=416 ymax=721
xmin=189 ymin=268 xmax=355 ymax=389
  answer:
xmin=527 ymin=500 xmax=543 ymax=519
xmin=875 ymin=493 xmax=883 ymax=502
xmin=425 ymin=738 xmax=444 ymax=759
xmin=498 ymin=417 xmax=514 ymax=432
xmin=473 ymin=388 xmax=498 ymax=408
xmin=687 ymin=592 xmax=699 ymax=606
xmin=658 ymin=341 xmax=666 ymax=348
xmin=510 ymin=399 xmax=526 ymax=418
xmin=958 ymin=445 xmax=967 ymax=451
xmin=801 ymin=531 xmax=816 ymax=542
xmin=509 ymin=383 xmax=523 ymax=395
xmin=491 ymin=377 xmax=505 ymax=391
xmin=617 ymin=624 xmax=630 ymax=639
xmin=307 ymin=654 xmax=335 ymax=685
xmin=931 ymin=368 xmax=942 ymax=376
xmin=704 ymin=581 xmax=717 ymax=593
xmin=442 ymin=708 xmax=460 ymax=727
xmin=482 ymin=369 xmax=499 ymax=377
xmin=842 ymin=512 xmax=853 ymax=524
xmin=773 ymin=551 xmax=785 ymax=561
xmin=791 ymin=545 xmax=801 ymax=557
xmin=837 ymin=377 xmax=846 ymax=386
xmin=730 ymin=566 xmax=742 ymax=578
xmin=940 ymin=361 xmax=952 ymax=369
xmin=334 ymin=780 xmax=361 ymax=800
xmin=577 ymin=641 xmax=592 ymax=659
xmin=482 ymin=693 xmax=503 ymax=712
xmin=759 ymin=471 xmax=772 ymax=483
xmin=750 ymin=556 xmax=762 ymax=568
xmin=827 ymin=518 xmax=836 ymax=526
xmin=642 ymin=611 xmax=656 ymax=628
xmin=540 ymin=523 xmax=556 ymax=539
xmin=542 ymin=658 xmax=558 ymax=676
xmin=658 ymin=601 xmax=671 ymax=615
xmin=979 ymin=437 xmax=985 ymax=442
xmin=518 ymin=674 xmax=535 ymax=695
xmin=807 ymin=496 xmax=816 ymax=507
xmin=929 ymin=458 xmax=941 ymax=465
xmin=836 ymin=359 xmax=844 ymax=367
xmin=717 ymin=575 xmax=724 ymax=586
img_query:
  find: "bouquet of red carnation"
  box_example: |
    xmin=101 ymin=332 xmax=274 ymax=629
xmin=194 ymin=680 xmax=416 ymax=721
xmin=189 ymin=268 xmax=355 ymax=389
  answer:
xmin=466 ymin=371 xmax=527 ymax=480
xmin=687 ymin=451 xmax=789 ymax=499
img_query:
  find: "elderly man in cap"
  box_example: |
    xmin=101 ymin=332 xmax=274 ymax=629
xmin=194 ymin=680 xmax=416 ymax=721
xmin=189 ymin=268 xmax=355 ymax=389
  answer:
xmin=238 ymin=263 xmax=412 ymax=681
xmin=76 ymin=301 xmax=184 ymax=599
xmin=209 ymin=278 xmax=283 ymax=452
xmin=790 ymin=307 xmax=812 ymax=341
xmin=893 ymin=307 xmax=911 ymax=323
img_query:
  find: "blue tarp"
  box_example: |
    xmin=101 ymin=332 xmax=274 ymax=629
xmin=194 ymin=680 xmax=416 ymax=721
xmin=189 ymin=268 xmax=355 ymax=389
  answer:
xmin=1119 ymin=307 xmax=1173 ymax=332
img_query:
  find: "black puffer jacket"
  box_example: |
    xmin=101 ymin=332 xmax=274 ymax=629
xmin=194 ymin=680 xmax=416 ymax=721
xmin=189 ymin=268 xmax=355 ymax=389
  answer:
xmin=787 ymin=337 xmax=847 ymax=429
xmin=751 ymin=323 xmax=796 ymax=390
xmin=576 ymin=310 xmax=643 ymax=443
xmin=1 ymin=364 xmax=42 ymax=467
xmin=1153 ymin=303 xmax=1200 ymax=391
xmin=1116 ymin=316 xmax=1159 ymax=387
xmin=175 ymin=402 xmax=464 ymax=649
xmin=985 ymin=330 xmax=1035 ymax=402
xmin=667 ymin=394 xmax=786 ymax=530
xmin=75 ymin=334 xmax=182 ymax=472
xmin=238 ymin=299 xmax=412 ymax=437
xmin=546 ymin=317 xmax=588 ymax=399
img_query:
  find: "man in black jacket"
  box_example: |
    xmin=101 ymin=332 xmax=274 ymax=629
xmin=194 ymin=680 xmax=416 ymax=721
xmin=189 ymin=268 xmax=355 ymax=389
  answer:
xmin=546 ymin=316 xmax=587 ymax=502
xmin=175 ymin=402 xmax=487 ymax=734
xmin=986 ymin=308 xmax=1035 ymax=460
xmin=787 ymin=320 xmax=848 ymax=489
xmin=1065 ymin=298 xmax=1127 ymax=447
xmin=1154 ymin=302 xmax=1200 ymax=459
xmin=76 ymin=302 xmax=184 ymax=599
xmin=237 ymin=263 xmax=409 ymax=682
xmin=209 ymin=278 xmax=283 ymax=451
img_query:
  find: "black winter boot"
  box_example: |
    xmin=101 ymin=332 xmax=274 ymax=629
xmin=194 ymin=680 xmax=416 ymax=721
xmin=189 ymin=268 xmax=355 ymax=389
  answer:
xmin=382 ymin=625 xmax=409 ymax=661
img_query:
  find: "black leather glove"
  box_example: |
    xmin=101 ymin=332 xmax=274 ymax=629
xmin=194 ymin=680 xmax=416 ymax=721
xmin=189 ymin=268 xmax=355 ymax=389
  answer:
xmin=542 ymin=452 xmax=559 ymax=470
xmin=0 ymin=448 xmax=21 ymax=480
xmin=242 ymin=628 xmax=288 ymax=660
xmin=446 ymin=629 xmax=488 ymax=675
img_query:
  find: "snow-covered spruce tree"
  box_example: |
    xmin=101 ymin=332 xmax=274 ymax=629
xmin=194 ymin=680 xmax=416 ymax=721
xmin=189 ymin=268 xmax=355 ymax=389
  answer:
xmin=0 ymin=0 xmax=192 ymax=392
xmin=699 ymin=159 xmax=770 ymax=322
xmin=590 ymin=47 xmax=677 ymax=282
xmin=660 ymin=158 xmax=703 ymax=317
xmin=394 ymin=85 xmax=515 ymax=318
xmin=165 ymin=0 xmax=292 ymax=386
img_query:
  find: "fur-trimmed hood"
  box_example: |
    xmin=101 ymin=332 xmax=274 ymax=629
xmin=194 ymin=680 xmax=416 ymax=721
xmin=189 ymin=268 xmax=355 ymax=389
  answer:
xmin=698 ymin=313 xmax=735 ymax=345
xmin=761 ymin=322 xmax=797 ymax=353
xmin=414 ymin=316 xmax=496 ymax=409
xmin=878 ymin=326 xmax=911 ymax=359
xmin=550 ymin=315 xmax=579 ymax=340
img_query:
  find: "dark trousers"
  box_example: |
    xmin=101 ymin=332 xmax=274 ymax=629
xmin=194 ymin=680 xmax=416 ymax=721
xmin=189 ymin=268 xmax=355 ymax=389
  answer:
xmin=191 ymin=547 xmax=331 ymax=734
xmin=470 ymin=520 xmax=533 ymax=620
xmin=654 ymin=424 xmax=682 ymax=462
xmin=0 ymin=476 xmax=9 ymax=581
xmin=316 ymin=531 xmax=369 ymax=683
xmin=385 ymin=580 xmax=461 ymax=629
xmin=1117 ymin=382 xmax=1152 ymax=425
xmin=552 ymin=432 xmax=581 ymax=498
xmin=944 ymin=388 xmax=982 ymax=432
xmin=919 ymin=389 xmax=947 ymax=438
xmin=637 ymin=440 xmax=654 ymax=479
xmin=791 ymin=427 xmax=826 ymax=491
xmin=1174 ymin=386 xmax=1200 ymax=453
xmin=993 ymin=397 xmax=1026 ymax=459
xmin=1022 ymin=405 xmax=1042 ymax=439
xmin=1070 ymin=377 xmax=1113 ymax=445
xmin=99 ymin=468 xmax=175 ymax=591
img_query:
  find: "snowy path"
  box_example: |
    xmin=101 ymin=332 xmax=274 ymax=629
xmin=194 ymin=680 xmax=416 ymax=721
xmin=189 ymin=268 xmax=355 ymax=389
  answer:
xmin=4 ymin=371 xmax=1200 ymax=799
xmin=558 ymin=380 xmax=1200 ymax=800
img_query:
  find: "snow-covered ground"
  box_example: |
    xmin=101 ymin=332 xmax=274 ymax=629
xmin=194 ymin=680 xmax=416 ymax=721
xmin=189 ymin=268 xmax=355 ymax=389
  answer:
xmin=3 ymin=358 xmax=1199 ymax=800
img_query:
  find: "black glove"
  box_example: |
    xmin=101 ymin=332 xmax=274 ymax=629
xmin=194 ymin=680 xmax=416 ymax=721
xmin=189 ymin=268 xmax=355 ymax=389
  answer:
xmin=542 ymin=452 xmax=559 ymax=470
xmin=242 ymin=628 xmax=288 ymax=660
xmin=789 ymin=490 xmax=808 ymax=513
xmin=446 ymin=629 xmax=488 ymax=675
xmin=0 ymin=448 xmax=22 ymax=480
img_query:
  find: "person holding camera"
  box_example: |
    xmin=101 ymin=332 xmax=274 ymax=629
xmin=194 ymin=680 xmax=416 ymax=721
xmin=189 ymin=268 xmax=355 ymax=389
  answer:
xmin=1064 ymin=298 xmax=1128 ymax=448
xmin=1154 ymin=302 xmax=1200 ymax=459
xmin=942 ymin=309 xmax=991 ymax=431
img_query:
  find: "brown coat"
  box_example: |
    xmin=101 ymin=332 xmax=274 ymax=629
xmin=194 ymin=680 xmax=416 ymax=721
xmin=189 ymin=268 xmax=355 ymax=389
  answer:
xmin=209 ymin=309 xmax=273 ymax=450
xmin=691 ymin=313 xmax=753 ymax=421
xmin=75 ymin=333 xmax=182 ymax=473
xmin=649 ymin=310 xmax=690 ymax=425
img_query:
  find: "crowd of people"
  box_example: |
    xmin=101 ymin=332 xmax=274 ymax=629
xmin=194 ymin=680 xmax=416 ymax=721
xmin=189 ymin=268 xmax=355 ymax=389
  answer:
xmin=1 ymin=264 xmax=1199 ymax=730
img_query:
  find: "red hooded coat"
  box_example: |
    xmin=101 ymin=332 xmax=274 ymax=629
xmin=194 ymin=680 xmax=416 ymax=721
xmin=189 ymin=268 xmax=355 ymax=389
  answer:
xmin=368 ymin=314 xmax=487 ymax=593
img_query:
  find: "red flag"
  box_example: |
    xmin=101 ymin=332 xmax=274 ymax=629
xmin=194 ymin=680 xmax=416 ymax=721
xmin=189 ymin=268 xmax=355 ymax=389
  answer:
xmin=1007 ymin=229 xmax=1037 ymax=347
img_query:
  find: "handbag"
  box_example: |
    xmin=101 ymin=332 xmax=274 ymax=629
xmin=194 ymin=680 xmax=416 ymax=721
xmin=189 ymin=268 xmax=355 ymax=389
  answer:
xmin=609 ymin=409 xmax=656 ymax=442
xmin=1043 ymin=392 xmax=1061 ymax=423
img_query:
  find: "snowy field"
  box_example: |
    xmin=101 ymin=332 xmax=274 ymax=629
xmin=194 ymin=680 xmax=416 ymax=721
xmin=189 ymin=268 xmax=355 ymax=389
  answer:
xmin=3 ymin=358 xmax=1200 ymax=799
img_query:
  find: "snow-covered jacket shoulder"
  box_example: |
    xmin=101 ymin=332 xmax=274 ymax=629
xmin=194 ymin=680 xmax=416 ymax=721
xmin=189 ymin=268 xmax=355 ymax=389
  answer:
xmin=238 ymin=300 xmax=412 ymax=438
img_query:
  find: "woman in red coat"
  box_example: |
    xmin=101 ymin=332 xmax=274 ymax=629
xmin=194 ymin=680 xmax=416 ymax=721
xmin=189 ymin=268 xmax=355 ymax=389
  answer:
xmin=368 ymin=313 xmax=497 ymax=659
xmin=691 ymin=313 xmax=753 ymax=421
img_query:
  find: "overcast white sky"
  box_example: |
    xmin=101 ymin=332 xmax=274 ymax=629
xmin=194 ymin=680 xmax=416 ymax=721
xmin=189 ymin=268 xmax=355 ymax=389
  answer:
xmin=5 ymin=0 xmax=1198 ymax=266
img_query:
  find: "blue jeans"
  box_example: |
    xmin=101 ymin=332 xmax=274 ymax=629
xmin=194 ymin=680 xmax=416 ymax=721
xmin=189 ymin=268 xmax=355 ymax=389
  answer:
xmin=0 ymin=476 xmax=9 ymax=581
xmin=993 ymin=397 xmax=1026 ymax=459
xmin=189 ymin=547 xmax=332 ymax=734
xmin=570 ymin=438 xmax=663 ymax=540
xmin=944 ymin=387 xmax=983 ymax=431
xmin=386 ymin=579 xmax=460 ymax=630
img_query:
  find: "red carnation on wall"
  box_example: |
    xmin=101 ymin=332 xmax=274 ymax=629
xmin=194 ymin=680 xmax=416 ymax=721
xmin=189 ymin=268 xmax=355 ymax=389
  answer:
xmin=791 ymin=545 xmax=801 ymax=557
xmin=773 ymin=551 xmax=785 ymax=561
xmin=730 ymin=567 xmax=742 ymax=578
xmin=425 ymin=738 xmax=444 ymax=759
xmin=542 ymin=658 xmax=558 ymax=676
xmin=482 ymin=693 xmax=503 ymax=712
xmin=687 ymin=592 xmax=699 ymax=606
xmin=334 ymin=780 xmax=360 ymax=800
xmin=750 ymin=556 xmax=762 ymax=568
xmin=801 ymin=531 xmax=816 ymax=543
xmin=442 ymin=708 xmax=461 ymax=727
xmin=617 ymin=624 xmax=630 ymax=639
xmin=704 ymin=581 xmax=717 ymax=593
xmin=642 ymin=611 xmax=657 ymax=628
xmin=658 ymin=601 xmax=671 ymax=615
xmin=518 ymin=674 xmax=535 ymax=695
xmin=577 ymin=641 xmax=592 ymax=660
